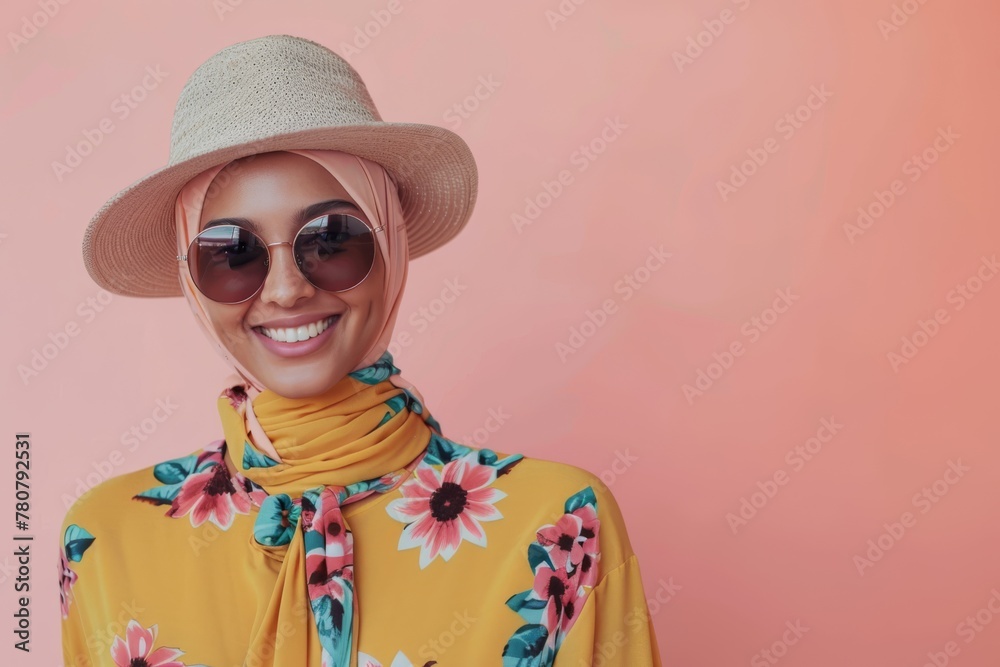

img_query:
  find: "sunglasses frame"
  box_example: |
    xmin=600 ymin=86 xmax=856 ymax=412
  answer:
xmin=176 ymin=213 xmax=386 ymax=304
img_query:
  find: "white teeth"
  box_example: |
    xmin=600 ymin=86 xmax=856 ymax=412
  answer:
xmin=259 ymin=316 xmax=337 ymax=343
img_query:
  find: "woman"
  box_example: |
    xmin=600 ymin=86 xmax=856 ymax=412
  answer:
xmin=60 ymin=34 xmax=663 ymax=667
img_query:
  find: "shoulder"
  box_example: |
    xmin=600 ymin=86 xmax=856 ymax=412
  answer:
xmin=58 ymin=440 xmax=220 ymax=546
xmin=422 ymin=434 xmax=637 ymax=575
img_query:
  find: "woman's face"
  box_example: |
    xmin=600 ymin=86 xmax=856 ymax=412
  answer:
xmin=197 ymin=151 xmax=386 ymax=399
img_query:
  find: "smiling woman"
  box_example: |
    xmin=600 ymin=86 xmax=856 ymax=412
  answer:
xmin=60 ymin=34 xmax=662 ymax=667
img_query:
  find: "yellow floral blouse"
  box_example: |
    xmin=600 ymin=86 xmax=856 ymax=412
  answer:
xmin=58 ymin=354 xmax=662 ymax=667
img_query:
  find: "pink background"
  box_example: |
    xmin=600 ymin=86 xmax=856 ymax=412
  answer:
xmin=3 ymin=0 xmax=1000 ymax=665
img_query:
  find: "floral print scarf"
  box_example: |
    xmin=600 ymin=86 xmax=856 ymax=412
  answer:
xmin=215 ymin=351 xmax=435 ymax=667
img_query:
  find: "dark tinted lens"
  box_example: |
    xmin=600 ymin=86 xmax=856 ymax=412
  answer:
xmin=188 ymin=225 xmax=268 ymax=303
xmin=294 ymin=214 xmax=376 ymax=292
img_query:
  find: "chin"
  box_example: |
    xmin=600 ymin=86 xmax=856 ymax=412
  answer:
xmin=255 ymin=364 xmax=349 ymax=399
xmin=263 ymin=378 xmax=334 ymax=399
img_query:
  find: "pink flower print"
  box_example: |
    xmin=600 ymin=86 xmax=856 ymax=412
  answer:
xmin=167 ymin=463 xmax=251 ymax=530
xmin=536 ymin=514 xmax=586 ymax=570
xmin=532 ymin=562 xmax=582 ymax=640
xmin=305 ymin=508 xmax=355 ymax=603
xmin=386 ymin=453 xmax=506 ymax=569
xmin=536 ymin=505 xmax=600 ymax=589
xmin=224 ymin=385 xmax=248 ymax=409
xmin=243 ymin=481 xmax=269 ymax=508
xmin=58 ymin=551 xmax=77 ymax=619
xmin=110 ymin=620 xmax=190 ymax=667
xmin=571 ymin=503 xmax=600 ymax=589
xmin=380 ymin=472 xmax=402 ymax=488
xmin=231 ymin=471 xmax=269 ymax=509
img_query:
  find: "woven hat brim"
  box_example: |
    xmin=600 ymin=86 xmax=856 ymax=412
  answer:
xmin=82 ymin=123 xmax=477 ymax=298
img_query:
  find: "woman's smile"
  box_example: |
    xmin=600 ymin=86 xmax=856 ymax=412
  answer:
xmin=253 ymin=313 xmax=341 ymax=342
xmin=252 ymin=313 xmax=342 ymax=358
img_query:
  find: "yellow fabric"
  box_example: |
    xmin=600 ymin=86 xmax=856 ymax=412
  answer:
xmin=551 ymin=556 xmax=664 ymax=666
xmin=59 ymin=363 xmax=663 ymax=667
xmin=223 ymin=376 xmax=431 ymax=494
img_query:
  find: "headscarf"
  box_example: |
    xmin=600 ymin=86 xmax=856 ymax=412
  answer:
xmin=174 ymin=149 xmax=421 ymax=462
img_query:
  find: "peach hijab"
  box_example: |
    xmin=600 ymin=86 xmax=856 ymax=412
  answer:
xmin=174 ymin=150 xmax=418 ymax=461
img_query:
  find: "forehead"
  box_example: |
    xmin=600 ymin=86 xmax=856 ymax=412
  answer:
xmin=201 ymin=152 xmax=356 ymax=221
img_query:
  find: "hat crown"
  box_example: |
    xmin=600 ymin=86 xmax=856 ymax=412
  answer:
xmin=169 ymin=35 xmax=382 ymax=164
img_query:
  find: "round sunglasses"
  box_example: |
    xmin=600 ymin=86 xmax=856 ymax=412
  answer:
xmin=176 ymin=213 xmax=385 ymax=304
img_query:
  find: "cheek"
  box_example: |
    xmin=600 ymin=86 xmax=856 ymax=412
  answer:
xmin=204 ymin=305 xmax=251 ymax=346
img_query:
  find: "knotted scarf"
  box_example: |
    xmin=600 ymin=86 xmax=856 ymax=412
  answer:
xmin=217 ymin=351 xmax=437 ymax=666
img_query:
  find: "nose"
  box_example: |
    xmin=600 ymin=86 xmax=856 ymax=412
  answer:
xmin=258 ymin=242 xmax=315 ymax=307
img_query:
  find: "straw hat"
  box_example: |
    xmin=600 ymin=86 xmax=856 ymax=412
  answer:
xmin=82 ymin=34 xmax=478 ymax=298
